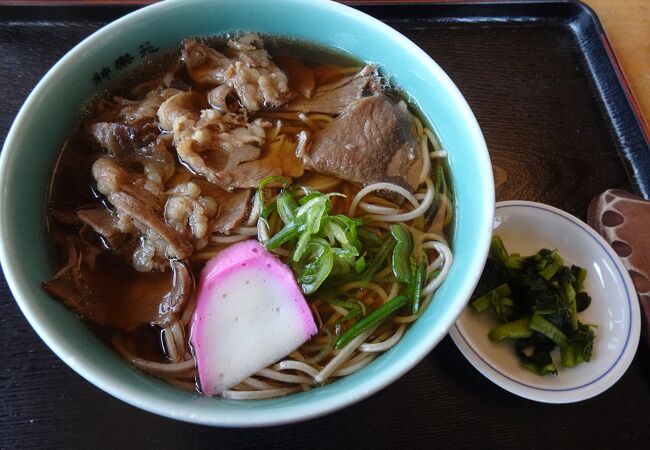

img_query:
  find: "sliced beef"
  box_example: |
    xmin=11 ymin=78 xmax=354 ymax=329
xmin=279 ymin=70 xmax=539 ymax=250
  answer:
xmin=212 ymin=131 xmax=304 ymax=188
xmin=118 ymin=88 xmax=181 ymax=124
xmin=164 ymin=181 xmax=219 ymax=243
xmin=77 ymin=208 xmax=128 ymax=249
xmin=50 ymin=209 xmax=82 ymax=226
xmin=92 ymin=156 xmax=161 ymax=212
xmin=91 ymin=122 xmax=157 ymax=160
xmin=166 ymin=105 xmax=303 ymax=188
xmin=43 ymin=238 xmax=99 ymax=320
xmin=301 ymin=94 xmax=421 ymax=194
xmin=209 ymin=186 xmax=254 ymax=234
xmin=207 ymin=84 xmax=237 ymax=112
xmin=88 ymin=98 xmax=124 ymax=123
xmin=155 ymin=260 xmax=193 ymax=327
xmin=108 ymin=191 xmax=193 ymax=260
xmin=173 ymin=110 xmax=265 ymax=185
xmin=285 ymin=65 xmax=381 ymax=115
xmin=91 ymin=122 xmax=176 ymax=196
xmin=44 ymin=243 xmax=193 ymax=330
xmin=135 ymin=137 xmax=176 ymax=192
xmin=92 ymin=157 xmax=193 ymax=271
xmin=182 ymin=38 xmax=232 ymax=85
xmin=157 ymin=91 xmax=206 ymax=132
xmin=274 ymin=55 xmax=316 ymax=99
xmin=182 ymin=35 xmax=292 ymax=111
xmin=164 ymin=180 xmax=251 ymax=237
xmin=77 ymin=208 xmax=118 ymax=237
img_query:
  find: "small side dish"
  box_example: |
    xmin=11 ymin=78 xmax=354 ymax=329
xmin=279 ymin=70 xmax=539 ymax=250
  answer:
xmin=449 ymin=201 xmax=640 ymax=404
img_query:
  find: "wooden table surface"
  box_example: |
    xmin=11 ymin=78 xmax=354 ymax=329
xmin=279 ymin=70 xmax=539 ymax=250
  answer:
xmin=582 ymin=0 xmax=649 ymax=128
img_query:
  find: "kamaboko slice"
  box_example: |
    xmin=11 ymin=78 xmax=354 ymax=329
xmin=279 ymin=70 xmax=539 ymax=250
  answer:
xmin=190 ymin=240 xmax=317 ymax=395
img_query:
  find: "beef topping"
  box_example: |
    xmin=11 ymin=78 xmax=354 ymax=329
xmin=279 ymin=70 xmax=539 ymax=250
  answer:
xmin=300 ymin=93 xmax=422 ymax=194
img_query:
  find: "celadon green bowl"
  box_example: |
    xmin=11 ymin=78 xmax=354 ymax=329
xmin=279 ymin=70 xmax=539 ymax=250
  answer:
xmin=0 ymin=0 xmax=493 ymax=426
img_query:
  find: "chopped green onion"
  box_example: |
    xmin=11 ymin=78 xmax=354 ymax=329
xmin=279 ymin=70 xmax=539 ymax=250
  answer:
xmin=260 ymin=184 xmax=383 ymax=296
xmin=434 ymin=163 xmax=446 ymax=195
xmin=358 ymin=227 xmax=382 ymax=248
xmin=390 ymin=224 xmax=414 ymax=284
xmin=326 ymin=300 xmax=362 ymax=312
xmin=335 ymin=295 xmax=409 ymax=349
xmin=361 ymin=238 xmax=395 ymax=286
xmin=264 ymin=220 xmax=303 ymax=250
xmin=411 ymin=259 xmax=427 ymax=314
xmin=296 ymin=239 xmax=333 ymax=294
xmin=257 ymin=175 xmax=290 ymax=219
xmin=354 ymin=256 xmax=366 ymax=274
xmin=276 ymin=190 xmax=298 ymax=223
xmin=293 ymin=231 xmax=312 ymax=261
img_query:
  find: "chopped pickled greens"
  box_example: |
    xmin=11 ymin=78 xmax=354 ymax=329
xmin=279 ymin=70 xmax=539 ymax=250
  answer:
xmin=471 ymin=235 xmax=596 ymax=375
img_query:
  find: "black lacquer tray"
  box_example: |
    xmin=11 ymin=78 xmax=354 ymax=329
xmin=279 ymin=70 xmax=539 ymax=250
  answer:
xmin=0 ymin=2 xmax=648 ymax=448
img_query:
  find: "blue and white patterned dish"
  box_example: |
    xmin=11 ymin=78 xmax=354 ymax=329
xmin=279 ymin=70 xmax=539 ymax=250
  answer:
xmin=450 ymin=200 xmax=641 ymax=403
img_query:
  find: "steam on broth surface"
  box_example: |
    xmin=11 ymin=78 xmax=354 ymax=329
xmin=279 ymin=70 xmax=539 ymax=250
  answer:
xmin=44 ymin=34 xmax=453 ymax=399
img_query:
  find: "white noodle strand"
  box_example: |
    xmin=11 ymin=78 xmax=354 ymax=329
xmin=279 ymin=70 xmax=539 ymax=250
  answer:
xmin=358 ymin=202 xmax=404 ymax=215
xmin=274 ymin=360 xmax=320 ymax=378
xmin=388 ymin=282 xmax=400 ymax=300
xmin=298 ymin=113 xmax=320 ymax=132
xmin=239 ymin=377 xmax=275 ymax=390
xmin=257 ymin=218 xmax=270 ymax=242
xmin=246 ymin=194 xmax=261 ymax=227
xmin=418 ymin=133 xmax=431 ymax=185
xmin=210 ymin=234 xmax=251 ymax=244
xmin=333 ymin=353 xmax=377 ymax=377
xmin=222 ymin=388 xmax=298 ymax=400
xmin=341 ymin=282 xmax=389 ymax=303
xmin=424 ymin=128 xmax=442 ymax=152
xmin=234 ymin=226 xmax=259 ymax=236
xmin=422 ymin=241 xmax=453 ymax=296
xmin=131 ymin=357 xmax=195 ymax=375
xmin=171 ymin=321 xmax=185 ymax=360
xmin=163 ymin=327 xmax=179 ymax=362
xmin=257 ymin=368 xmax=315 ymax=385
xmin=369 ymin=179 xmax=434 ymax=223
xmin=271 ymin=248 xmax=291 ymax=257
xmin=431 ymin=150 xmax=448 ymax=159
xmin=421 ymin=232 xmax=449 ymax=247
xmin=360 ymin=324 xmax=406 ymax=352
xmin=349 ymin=183 xmax=418 ymax=217
xmin=314 ymin=327 xmax=376 ymax=383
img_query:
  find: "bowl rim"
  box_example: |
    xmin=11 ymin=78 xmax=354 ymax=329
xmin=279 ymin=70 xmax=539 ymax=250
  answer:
xmin=449 ymin=200 xmax=641 ymax=403
xmin=0 ymin=0 xmax=494 ymax=426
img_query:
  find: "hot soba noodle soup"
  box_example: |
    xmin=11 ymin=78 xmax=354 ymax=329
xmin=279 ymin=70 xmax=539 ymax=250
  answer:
xmin=44 ymin=34 xmax=453 ymax=400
